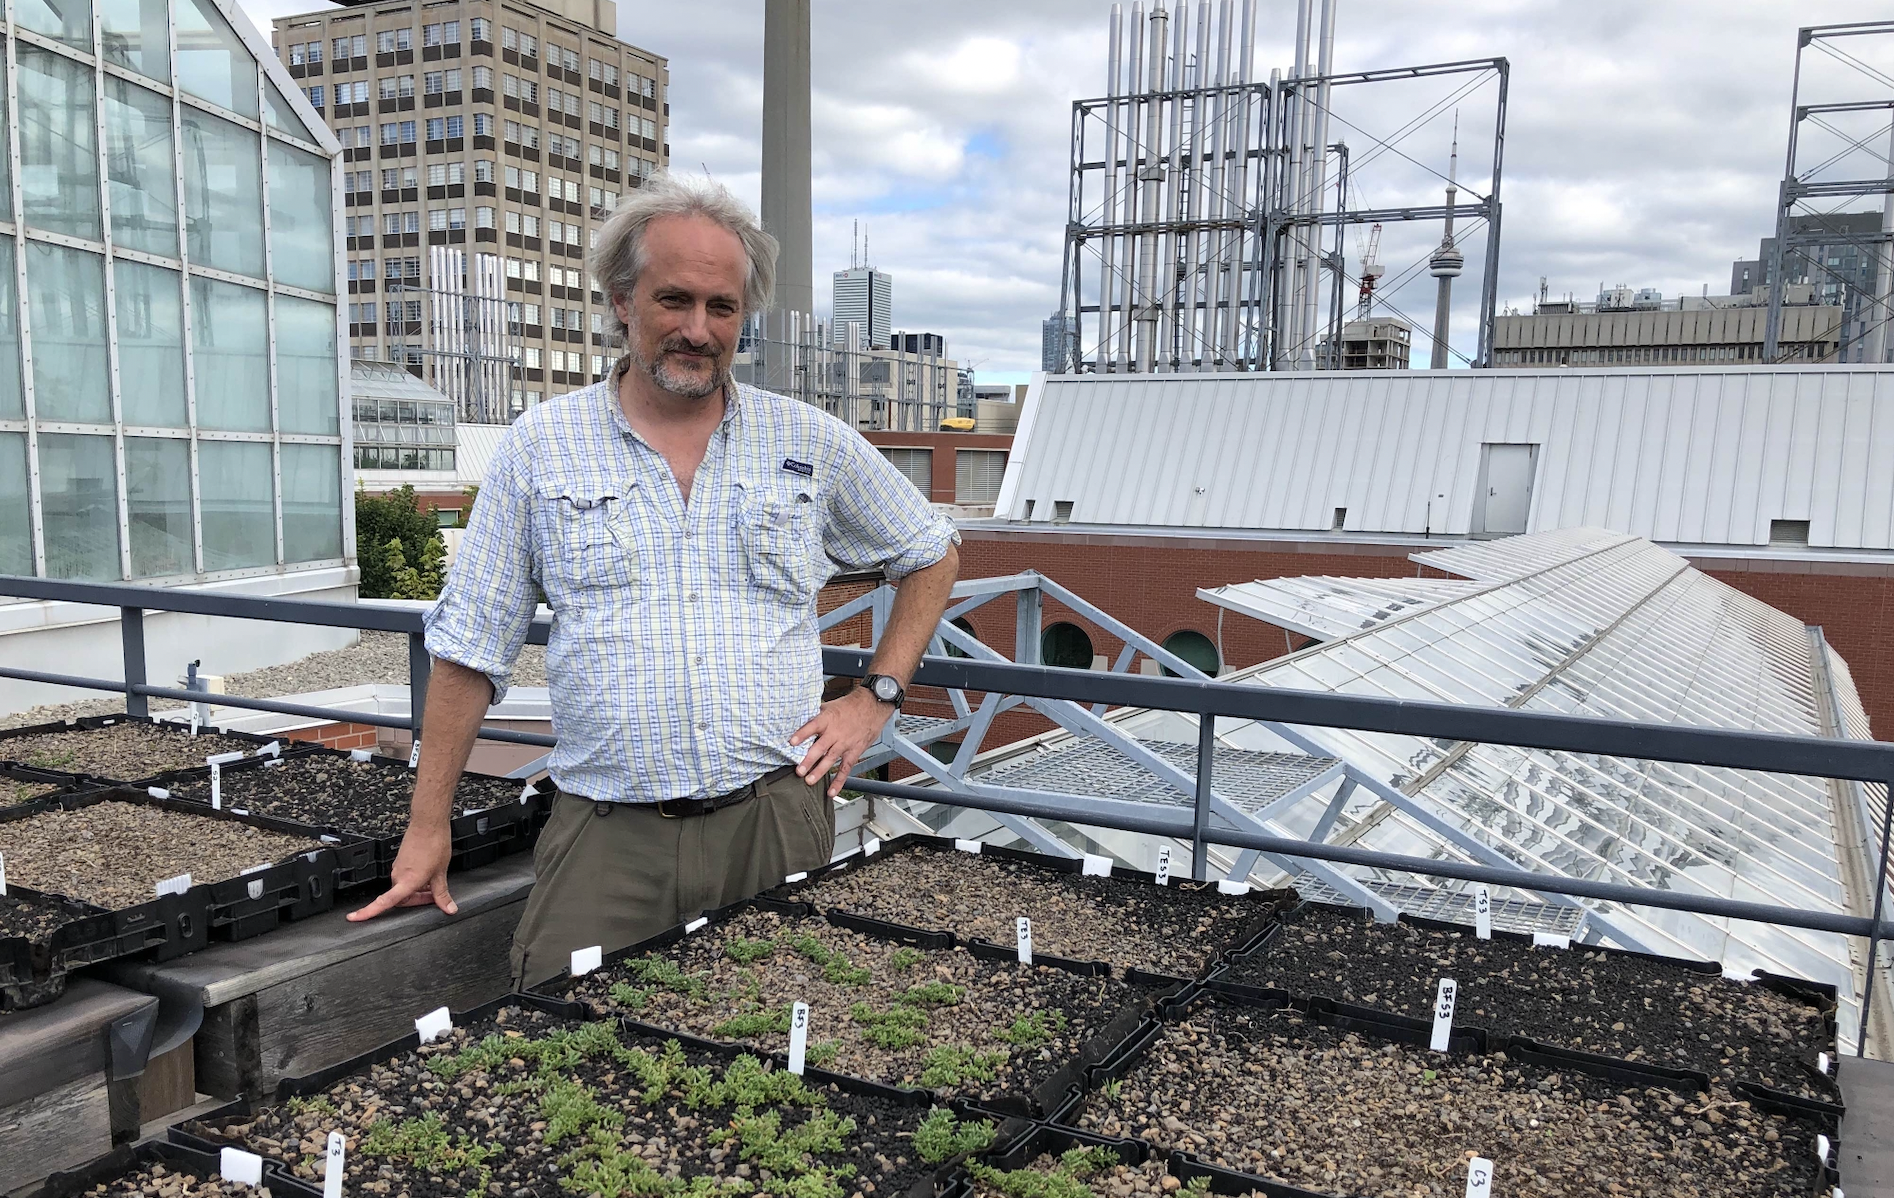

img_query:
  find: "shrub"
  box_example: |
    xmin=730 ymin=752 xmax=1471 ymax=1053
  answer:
xmin=357 ymin=484 xmax=447 ymax=598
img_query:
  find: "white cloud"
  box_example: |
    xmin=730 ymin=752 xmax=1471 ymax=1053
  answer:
xmin=233 ymin=0 xmax=1894 ymax=375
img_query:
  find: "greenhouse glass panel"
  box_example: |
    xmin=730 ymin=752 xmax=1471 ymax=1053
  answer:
xmin=262 ymin=78 xmax=313 ymax=141
xmin=125 ymin=436 xmax=193 ymax=577
xmin=274 ymin=295 xmax=339 ymax=434
xmin=198 ymin=440 xmax=273 ymax=569
xmin=0 ymin=433 xmax=29 ymax=576
xmin=267 ymin=140 xmax=335 ymax=293
xmin=181 ymin=107 xmax=265 ymax=278
xmin=281 ymin=444 xmax=341 ymax=561
xmin=114 ymin=261 xmax=187 ymax=428
xmin=98 ymin=0 xmax=171 ymax=81
xmin=190 ymin=278 xmax=269 ymax=431
xmin=39 ymin=433 xmax=120 ymax=580
xmin=104 ymin=76 xmax=181 ymax=257
xmin=0 ymin=240 xmax=20 ymax=420
xmin=18 ymin=46 xmax=101 ymax=240
xmin=26 ymin=242 xmax=110 ymax=424
xmin=174 ymin=0 xmax=258 ymax=117
xmin=16 ymin=0 xmax=90 ymax=49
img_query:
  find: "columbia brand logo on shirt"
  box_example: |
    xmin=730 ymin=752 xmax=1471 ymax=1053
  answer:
xmin=781 ymin=458 xmax=814 ymax=478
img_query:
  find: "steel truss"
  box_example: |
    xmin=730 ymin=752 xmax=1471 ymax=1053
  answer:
xmin=818 ymin=570 xmax=1629 ymax=946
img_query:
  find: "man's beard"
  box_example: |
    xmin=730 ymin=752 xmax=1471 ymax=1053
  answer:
xmin=627 ymin=334 xmax=728 ymax=400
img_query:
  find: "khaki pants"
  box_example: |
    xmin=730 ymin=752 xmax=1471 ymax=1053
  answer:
xmin=510 ymin=767 xmax=834 ymax=987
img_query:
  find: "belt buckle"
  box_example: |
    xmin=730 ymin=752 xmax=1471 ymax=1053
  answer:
xmin=656 ymin=799 xmax=679 ymax=819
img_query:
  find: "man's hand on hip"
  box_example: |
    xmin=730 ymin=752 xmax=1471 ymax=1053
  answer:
xmin=346 ymin=822 xmax=457 ymax=921
xmin=790 ymin=687 xmax=895 ymax=798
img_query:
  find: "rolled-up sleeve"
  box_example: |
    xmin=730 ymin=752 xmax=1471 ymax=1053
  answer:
xmin=824 ymin=431 xmax=960 ymax=579
xmin=424 ymin=437 xmax=539 ymax=702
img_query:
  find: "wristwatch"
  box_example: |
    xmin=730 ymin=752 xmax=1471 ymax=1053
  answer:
xmin=861 ymin=674 xmax=906 ymax=708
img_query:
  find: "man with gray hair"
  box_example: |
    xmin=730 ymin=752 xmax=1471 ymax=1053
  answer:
xmin=347 ymin=172 xmax=959 ymax=984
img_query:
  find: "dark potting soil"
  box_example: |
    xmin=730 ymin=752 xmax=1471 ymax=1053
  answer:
xmin=163 ymin=756 xmax=524 ymax=838
xmin=1072 ymin=1003 xmax=1828 ymax=1198
xmin=565 ymin=908 xmax=1146 ymax=1104
xmin=793 ymin=845 xmax=1277 ymax=978
xmin=0 ymin=723 xmax=263 ymax=783
xmin=188 ymin=1002 xmax=958 ymax=1198
xmin=0 ymin=887 xmax=89 ymax=949
xmin=1221 ymin=906 xmax=1832 ymax=1096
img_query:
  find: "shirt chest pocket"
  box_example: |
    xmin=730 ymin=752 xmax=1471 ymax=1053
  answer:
xmin=536 ymin=481 xmax=640 ymax=599
xmin=738 ymin=490 xmax=821 ymax=604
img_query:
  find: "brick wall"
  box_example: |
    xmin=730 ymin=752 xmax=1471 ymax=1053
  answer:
xmin=281 ymin=721 xmax=383 ymax=751
xmin=862 ymin=431 xmax=1013 ymax=505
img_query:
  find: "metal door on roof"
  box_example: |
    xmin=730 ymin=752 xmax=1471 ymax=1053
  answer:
xmin=954 ymin=449 xmax=1007 ymax=505
xmin=1475 ymin=443 xmax=1537 ymax=537
xmin=879 ymin=447 xmax=932 ymax=499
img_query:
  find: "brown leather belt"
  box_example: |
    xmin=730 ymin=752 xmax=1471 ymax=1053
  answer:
xmin=573 ymin=764 xmax=799 ymax=820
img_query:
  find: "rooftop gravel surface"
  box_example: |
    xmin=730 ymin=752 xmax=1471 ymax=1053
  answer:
xmin=0 ymin=801 xmax=324 ymax=908
xmin=187 ymin=1001 xmax=958 ymax=1198
xmin=1071 ymin=1003 xmax=1828 ymax=1198
xmin=790 ymin=846 xmax=1276 ymax=978
xmin=0 ymin=723 xmax=265 ymax=783
xmin=163 ymin=755 xmax=524 ymax=837
xmin=565 ymin=907 xmax=1147 ymax=1103
xmin=1223 ymin=906 xmax=1833 ymax=1096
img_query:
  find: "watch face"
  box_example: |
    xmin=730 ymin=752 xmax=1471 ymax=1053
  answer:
xmin=872 ymin=676 xmax=899 ymax=702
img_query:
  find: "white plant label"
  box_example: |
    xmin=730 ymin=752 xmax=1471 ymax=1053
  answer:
xmin=323 ymin=1131 xmax=346 ymax=1198
xmin=1081 ymin=854 xmax=1112 ymax=877
xmin=787 ymin=1001 xmax=810 ymax=1075
xmin=1819 ymin=1051 xmax=1832 ymax=1075
xmin=685 ymin=915 xmax=709 ymax=933
xmin=220 ymin=1148 xmax=265 ymax=1187
xmin=519 ymin=781 xmax=536 ymax=805
xmin=209 ymin=750 xmax=246 ymax=765
xmin=258 ymin=740 xmax=282 ymax=758
xmin=0 ymin=852 xmax=7 ymax=896
xmin=246 ymin=878 xmax=264 ymax=900
xmin=210 ymin=762 xmax=221 ymax=809
xmin=408 ymin=740 xmax=422 ymax=768
xmin=155 ymin=872 xmax=191 ymax=897
xmin=1016 ymin=916 xmax=1033 ymax=964
xmin=863 ymin=836 xmax=881 ymax=857
xmin=1532 ymin=932 xmax=1571 ymax=950
xmin=147 ymin=786 xmax=169 ymax=800
xmin=189 ymin=709 xmax=200 ymax=736
xmin=1817 ymin=1134 xmax=1831 ymax=1161
xmin=1464 ymin=1156 xmax=1493 ymax=1198
xmin=350 ymin=748 xmax=374 ymax=763
xmin=1430 ymin=977 xmax=1458 ymax=1052
xmin=954 ymin=838 xmax=982 ymax=854
xmin=1155 ymin=845 xmax=1172 ymax=887
xmin=1474 ymin=885 xmax=1492 ymax=940
xmin=784 ymin=871 xmax=809 ymax=884
xmin=570 ymin=945 xmax=602 ymax=977
xmin=414 ymin=1006 xmax=452 ymax=1044
xmin=1217 ymin=879 xmax=1251 ymax=896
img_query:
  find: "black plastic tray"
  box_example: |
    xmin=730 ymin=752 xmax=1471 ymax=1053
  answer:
xmin=0 ymin=760 xmax=92 ymax=811
xmin=0 ymin=712 xmax=309 ymax=787
xmin=32 ymin=1136 xmax=322 ymax=1198
xmin=0 ymin=882 xmax=181 ymax=1010
xmin=150 ymin=745 xmax=552 ymax=878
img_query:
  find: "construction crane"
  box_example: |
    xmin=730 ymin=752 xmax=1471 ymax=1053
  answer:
xmin=1356 ymin=223 xmax=1384 ymax=318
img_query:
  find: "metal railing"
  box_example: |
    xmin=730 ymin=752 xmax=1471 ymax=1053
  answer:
xmin=3 ymin=574 xmax=1893 ymax=1052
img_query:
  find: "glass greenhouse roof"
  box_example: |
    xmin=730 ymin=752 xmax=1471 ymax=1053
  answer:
xmin=965 ymin=529 xmax=1882 ymax=1038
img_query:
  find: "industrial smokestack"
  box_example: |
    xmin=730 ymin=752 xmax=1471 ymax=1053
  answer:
xmin=1428 ymin=118 xmax=1464 ymax=370
xmin=761 ymin=0 xmax=813 ymax=339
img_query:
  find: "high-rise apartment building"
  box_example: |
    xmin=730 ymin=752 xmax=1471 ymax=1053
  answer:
xmin=272 ymin=0 xmax=668 ymax=421
xmin=831 ymin=266 xmax=891 ymax=349
xmin=1731 ymin=211 xmax=1886 ymax=363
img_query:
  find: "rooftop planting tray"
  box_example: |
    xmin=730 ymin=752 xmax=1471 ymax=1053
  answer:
xmin=0 ymin=715 xmax=294 ymax=788
xmin=1210 ymin=902 xmax=1839 ymax=1099
xmin=549 ymin=901 xmax=1161 ymax=1118
xmin=773 ymin=835 xmax=1291 ymax=982
xmin=172 ymin=994 xmax=988 ymax=1198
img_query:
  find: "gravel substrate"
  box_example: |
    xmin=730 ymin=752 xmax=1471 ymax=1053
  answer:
xmin=0 ymin=887 xmax=91 ymax=947
xmin=564 ymin=908 xmax=1146 ymax=1104
xmin=791 ymin=846 xmax=1277 ymax=978
xmin=1223 ymin=907 xmax=1832 ymax=1095
xmin=85 ymin=1161 xmax=272 ymax=1197
xmin=0 ymin=724 xmax=265 ymax=783
xmin=0 ymin=801 xmax=324 ymax=909
xmin=187 ymin=1002 xmax=950 ymax=1198
xmin=1 ymin=775 xmax=64 ymax=806
xmin=1071 ymin=1004 xmax=1827 ymax=1198
xmin=163 ymin=755 xmax=524 ymax=837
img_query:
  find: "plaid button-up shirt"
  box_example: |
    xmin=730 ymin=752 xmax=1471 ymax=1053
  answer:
xmin=424 ymin=374 xmax=958 ymax=803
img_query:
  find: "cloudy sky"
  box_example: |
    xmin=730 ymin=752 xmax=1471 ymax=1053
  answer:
xmin=239 ymin=0 xmax=1894 ymax=382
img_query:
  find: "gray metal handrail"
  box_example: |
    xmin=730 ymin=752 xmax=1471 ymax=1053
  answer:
xmin=2 ymin=573 xmax=1892 ymax=1052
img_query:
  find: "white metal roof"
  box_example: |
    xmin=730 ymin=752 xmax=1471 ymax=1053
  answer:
xmin=998 ymin=366 xmax=1894 ymax=552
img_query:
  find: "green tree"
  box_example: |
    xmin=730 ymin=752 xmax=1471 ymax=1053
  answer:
xmin=357 ymin=484 xmax=447 ymax=599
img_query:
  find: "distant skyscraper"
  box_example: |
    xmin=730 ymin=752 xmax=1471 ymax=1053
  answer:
xmin=832 ymin=266 xmax=892 ymax=349
xmin=1041 ymin=312 xmax=1078 ymax=372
